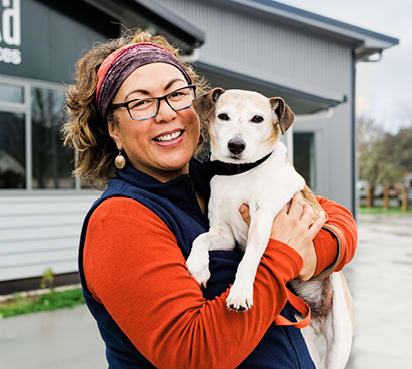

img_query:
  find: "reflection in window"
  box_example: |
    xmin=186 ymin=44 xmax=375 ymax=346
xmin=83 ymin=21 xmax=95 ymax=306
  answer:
xmin=293 ymin=132 xmax=316 ymax=190
xmin=0 ymin=83 xmax=24 ymax=103
xmin=31 ymin=87 xmax=74 ymax=189
xmin=0 ymin=112 xmax=25 ymax=188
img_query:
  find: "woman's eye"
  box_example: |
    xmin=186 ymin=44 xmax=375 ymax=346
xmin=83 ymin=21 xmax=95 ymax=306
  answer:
xmin=218 ymin=113 xmax=230 ymax=121
xmin=129 ymin=99 xmax=154 ymax=110
xmin=169 ymin=91 xmax=185 ymax=99
xmin=250 ymin=115 xmax=264 ymax=123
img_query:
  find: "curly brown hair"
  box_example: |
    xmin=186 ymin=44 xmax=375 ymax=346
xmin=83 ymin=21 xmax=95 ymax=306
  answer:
xmin=63 ymin=29 xmax=209 ymax=189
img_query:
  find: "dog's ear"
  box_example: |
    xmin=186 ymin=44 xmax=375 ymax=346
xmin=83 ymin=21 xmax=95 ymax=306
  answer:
xmin=193 ymin=87 xmax=225 ymax=122
xmin=270 ymin=97 xmax=295 ymax=135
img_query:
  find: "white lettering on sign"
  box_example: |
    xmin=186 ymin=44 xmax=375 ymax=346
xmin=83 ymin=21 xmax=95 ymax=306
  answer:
xmin=0 ymin=0 xmax=21 ymax=65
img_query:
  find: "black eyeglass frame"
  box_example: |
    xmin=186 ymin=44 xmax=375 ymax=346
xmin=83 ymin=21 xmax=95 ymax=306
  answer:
xmin=110 ymin=84 xmax=197 ymax=121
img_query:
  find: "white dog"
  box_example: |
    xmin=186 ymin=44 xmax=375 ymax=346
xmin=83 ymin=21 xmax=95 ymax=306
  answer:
xmin=186 ymin=88 xmax=354 ymax=369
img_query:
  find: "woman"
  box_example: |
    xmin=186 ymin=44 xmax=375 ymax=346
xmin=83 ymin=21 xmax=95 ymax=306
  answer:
xmin=64 ymin=29 xmax=357 ymax=369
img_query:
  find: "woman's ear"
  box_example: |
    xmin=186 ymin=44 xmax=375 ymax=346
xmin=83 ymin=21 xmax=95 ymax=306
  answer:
xmin=108 ymin=121 xmax=123 ymax=150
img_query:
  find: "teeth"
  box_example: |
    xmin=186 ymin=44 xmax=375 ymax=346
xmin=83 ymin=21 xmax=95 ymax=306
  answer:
xmin=156 ymin=131 xmax=182 ymax=141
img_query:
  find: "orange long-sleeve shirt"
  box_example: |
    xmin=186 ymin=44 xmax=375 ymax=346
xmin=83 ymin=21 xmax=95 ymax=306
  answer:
xmin=83 ymin=195 xmax=356 ymax=369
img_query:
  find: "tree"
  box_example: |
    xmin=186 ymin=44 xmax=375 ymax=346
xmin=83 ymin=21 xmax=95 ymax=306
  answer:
xmin=391 ymin=126 xmax=412 ymax=173
xmin=357 ymin=116 xmax=406 ymax=205
xmin=357 ymin=116 xmax=383 ymax=188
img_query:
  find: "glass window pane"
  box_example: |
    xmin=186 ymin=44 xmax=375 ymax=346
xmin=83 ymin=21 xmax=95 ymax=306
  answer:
xmin=0 ymin=82 xmax=24 ymax=103
xmin=293 ymin=132 xmax=316 ymax=189
xmin=0 ymin=112 xmax=26 ymax=188
xmin=31 ymin=87 xmax=74 ymax=189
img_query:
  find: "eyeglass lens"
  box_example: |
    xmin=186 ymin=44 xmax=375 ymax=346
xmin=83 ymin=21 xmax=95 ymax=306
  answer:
xmin=128 ymin=86 xmax=195 ymax=120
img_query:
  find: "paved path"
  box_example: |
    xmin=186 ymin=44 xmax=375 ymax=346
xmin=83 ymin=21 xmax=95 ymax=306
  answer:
xmin=1 ymin=213 xmax=411 ymax=368
xmin=345 ymin=214 xmax=412 ymax=369
xmin=0 ymin=304 xmax=106 ymax=369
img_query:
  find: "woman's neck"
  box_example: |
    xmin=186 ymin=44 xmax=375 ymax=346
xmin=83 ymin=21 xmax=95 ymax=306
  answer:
xmin=132 ymin=162 xmax=190 ymax=183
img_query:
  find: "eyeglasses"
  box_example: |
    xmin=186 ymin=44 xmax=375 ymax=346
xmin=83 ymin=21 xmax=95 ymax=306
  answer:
xmin=110 ymin=85 xmax=196 ymax=121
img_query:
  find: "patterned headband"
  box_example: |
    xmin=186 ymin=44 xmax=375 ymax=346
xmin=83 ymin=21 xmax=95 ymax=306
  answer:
xmin=96 ymin=42 xmax=192 ymax=120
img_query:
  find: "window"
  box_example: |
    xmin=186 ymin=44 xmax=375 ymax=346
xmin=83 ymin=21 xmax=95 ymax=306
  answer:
xmin=0 ymin=111 xmax=25 ymax=188
xmin=293 ymin=132 xmax=316 ymax=190
xmin=0 ymin=82 xmax=24 ymax=103
xmin=31 ymin=87 xmax=74 ymax=189
xmin=0 ymin=78 xmax=77 ymax=191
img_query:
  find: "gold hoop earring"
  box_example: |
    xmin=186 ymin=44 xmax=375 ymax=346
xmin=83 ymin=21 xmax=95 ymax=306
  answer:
xmin=115 ymin=151 xmax=126 ymax=169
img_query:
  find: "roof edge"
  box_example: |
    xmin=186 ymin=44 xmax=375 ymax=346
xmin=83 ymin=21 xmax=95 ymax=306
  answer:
xmin=83 ymin=0 xmax=205 ymax=49
xmin=224 ymin=0 xmax=399 ymax=50
xmin=196 ymin=61 xmax=346 ymax=111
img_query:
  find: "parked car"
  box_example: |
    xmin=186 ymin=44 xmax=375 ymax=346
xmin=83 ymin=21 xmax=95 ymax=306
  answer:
xmin=357 ymin=180 xmax=368 ymax=198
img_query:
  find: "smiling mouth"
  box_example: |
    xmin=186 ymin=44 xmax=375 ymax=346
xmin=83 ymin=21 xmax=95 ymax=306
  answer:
xmin=153 ymin=130 xmax=184 ymax=142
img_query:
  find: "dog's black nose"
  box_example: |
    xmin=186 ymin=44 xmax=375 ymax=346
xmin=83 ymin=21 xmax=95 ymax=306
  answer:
xmin=228 ymin=138 xmax=246 ymax=155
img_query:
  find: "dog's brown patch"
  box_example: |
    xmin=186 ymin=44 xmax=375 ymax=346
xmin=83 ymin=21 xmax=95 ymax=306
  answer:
xmin=267 ymin=125 xmax=281 ymax=145
xmin=270 ymin=97 xmax=295 ymax=134
xmin=193 ymin=88 xmax=225 ymax=123
xmin=301 ymin=184 xmax=322 ymax=218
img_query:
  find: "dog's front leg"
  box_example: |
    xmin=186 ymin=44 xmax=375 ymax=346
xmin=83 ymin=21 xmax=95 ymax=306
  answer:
xmin=226 ymin=208 xmax=274 ymax=311
xmin=187 ymin=228 xmax=235 ymax=287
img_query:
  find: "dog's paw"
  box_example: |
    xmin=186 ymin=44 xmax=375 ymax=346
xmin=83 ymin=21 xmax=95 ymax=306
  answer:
xmin=226 ymin=283 xmax=253 ymax=311
xmin=186 ymin=251 xmax=211 ymax=288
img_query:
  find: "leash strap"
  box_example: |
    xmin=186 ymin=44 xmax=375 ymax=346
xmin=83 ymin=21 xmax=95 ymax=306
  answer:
xmin=274 ymin=289 xmax=311 ymax=328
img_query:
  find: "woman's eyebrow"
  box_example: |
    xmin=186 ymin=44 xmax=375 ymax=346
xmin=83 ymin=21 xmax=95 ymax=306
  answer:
xmin=125 ymin=89 xmax=150 ymax=100
xmin=124 ymin=78 xmax=187 ymax=100
xmin=164 ymin=78 xmax=186 ymax=91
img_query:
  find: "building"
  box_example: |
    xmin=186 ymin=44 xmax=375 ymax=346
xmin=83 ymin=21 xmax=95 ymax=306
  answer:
xmin=0 ymin=0 xmax=398 ymax=290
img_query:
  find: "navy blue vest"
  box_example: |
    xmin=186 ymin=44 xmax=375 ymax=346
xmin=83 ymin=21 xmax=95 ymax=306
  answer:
xmin=78 ymin=159 xmax=315 ymax=369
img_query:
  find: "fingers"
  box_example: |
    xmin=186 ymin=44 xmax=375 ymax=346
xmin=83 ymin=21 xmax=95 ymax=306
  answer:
xmin=239 ymin=204 xmax=251 ymax=226
xmin=300 ymin=203 xmax=314 ymax=226
xmin=288 ymin=192 xmax=304 ymax=218
xmin=308 ymin=211 xmax=326 ymax=237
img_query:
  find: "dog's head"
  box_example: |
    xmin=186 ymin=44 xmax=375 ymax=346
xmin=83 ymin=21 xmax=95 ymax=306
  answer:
xmin=194 ymin=88 xmax=294 ymax=163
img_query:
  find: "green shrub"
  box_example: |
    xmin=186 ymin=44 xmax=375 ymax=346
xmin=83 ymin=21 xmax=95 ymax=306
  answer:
xmin=0 ymin=288 xmax=85 ymax=319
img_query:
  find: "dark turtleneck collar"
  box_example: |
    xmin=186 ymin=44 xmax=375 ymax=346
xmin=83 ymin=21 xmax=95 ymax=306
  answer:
xmin=203 ymin=152 xmax=272 ymax=176
xmin=114 ymin=158 xmax=211 ymax=216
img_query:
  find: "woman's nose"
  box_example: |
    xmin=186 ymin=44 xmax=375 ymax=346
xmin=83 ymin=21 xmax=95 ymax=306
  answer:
xmin=154 ymin=100 xmax=176 ymax=123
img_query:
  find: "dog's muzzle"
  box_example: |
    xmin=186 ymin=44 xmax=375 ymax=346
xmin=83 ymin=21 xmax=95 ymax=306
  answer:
xmin=228 ymin=138 xmax=246 ymax=155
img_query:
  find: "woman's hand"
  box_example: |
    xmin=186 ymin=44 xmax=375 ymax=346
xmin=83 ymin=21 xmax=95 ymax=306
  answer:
xmin=239 ymin=192 xmax=326 ymax=280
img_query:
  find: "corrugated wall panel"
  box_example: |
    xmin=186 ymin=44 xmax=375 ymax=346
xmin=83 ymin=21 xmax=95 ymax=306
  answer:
xmin=156 ymin=0 xmax=351 ymax=98
xmin=0 ymin=193 xmax=99 ymax=281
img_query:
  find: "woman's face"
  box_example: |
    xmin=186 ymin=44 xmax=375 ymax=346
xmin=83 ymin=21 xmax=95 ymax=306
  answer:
xmin=108 ymin=63 xmax=200 ymax=182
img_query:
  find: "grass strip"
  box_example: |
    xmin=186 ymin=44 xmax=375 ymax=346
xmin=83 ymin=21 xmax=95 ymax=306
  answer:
xmin=359 ymin=206 xmax=412 ymax=215
xmin=0 ymin=288 xmax=85 ymax=319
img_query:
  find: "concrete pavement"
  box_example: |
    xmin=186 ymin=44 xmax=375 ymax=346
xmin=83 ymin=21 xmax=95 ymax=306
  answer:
xmin=1 ymin=213 xmax=411 ymax=368
xmin=0 ymin=304 xmax=106 ymax=369
xmin=345 ymin=213 xmax=412 ymax=369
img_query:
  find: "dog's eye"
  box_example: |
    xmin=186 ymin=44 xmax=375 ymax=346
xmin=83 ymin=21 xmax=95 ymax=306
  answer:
xmin=217 ymin=113 xmax=230 ymax=121
xmin=250 ymin=115 xmax=264 ymax=123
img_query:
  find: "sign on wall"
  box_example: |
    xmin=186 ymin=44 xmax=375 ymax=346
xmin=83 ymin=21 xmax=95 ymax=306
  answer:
xmin=0 ymin=0 xmax=21 ymax=65
xmin=0 ymin=0 xmax=116 ymax=84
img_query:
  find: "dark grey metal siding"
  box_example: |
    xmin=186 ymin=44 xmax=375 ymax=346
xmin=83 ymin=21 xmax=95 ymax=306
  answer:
xmin=0 ymin=0 xmax=119 ymax=84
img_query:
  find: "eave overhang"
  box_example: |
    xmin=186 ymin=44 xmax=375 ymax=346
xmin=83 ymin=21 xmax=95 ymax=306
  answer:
xmin=83 ymin=0 xmax=205 ymax=54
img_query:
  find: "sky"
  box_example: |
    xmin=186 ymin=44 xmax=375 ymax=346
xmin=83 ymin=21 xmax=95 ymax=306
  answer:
xmin=277 ymin=0 xmax=412 ymax=133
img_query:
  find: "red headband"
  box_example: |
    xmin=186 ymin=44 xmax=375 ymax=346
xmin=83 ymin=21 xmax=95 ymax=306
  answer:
xmin=95 ymin=42 xmax=192 ymax=120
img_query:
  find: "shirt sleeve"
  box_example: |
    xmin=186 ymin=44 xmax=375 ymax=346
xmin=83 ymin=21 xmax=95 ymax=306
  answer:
xmin=83 ymin=197 xmax=304 ymax=369
xmin=312 ymin=196 xmax=358 ymax=279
